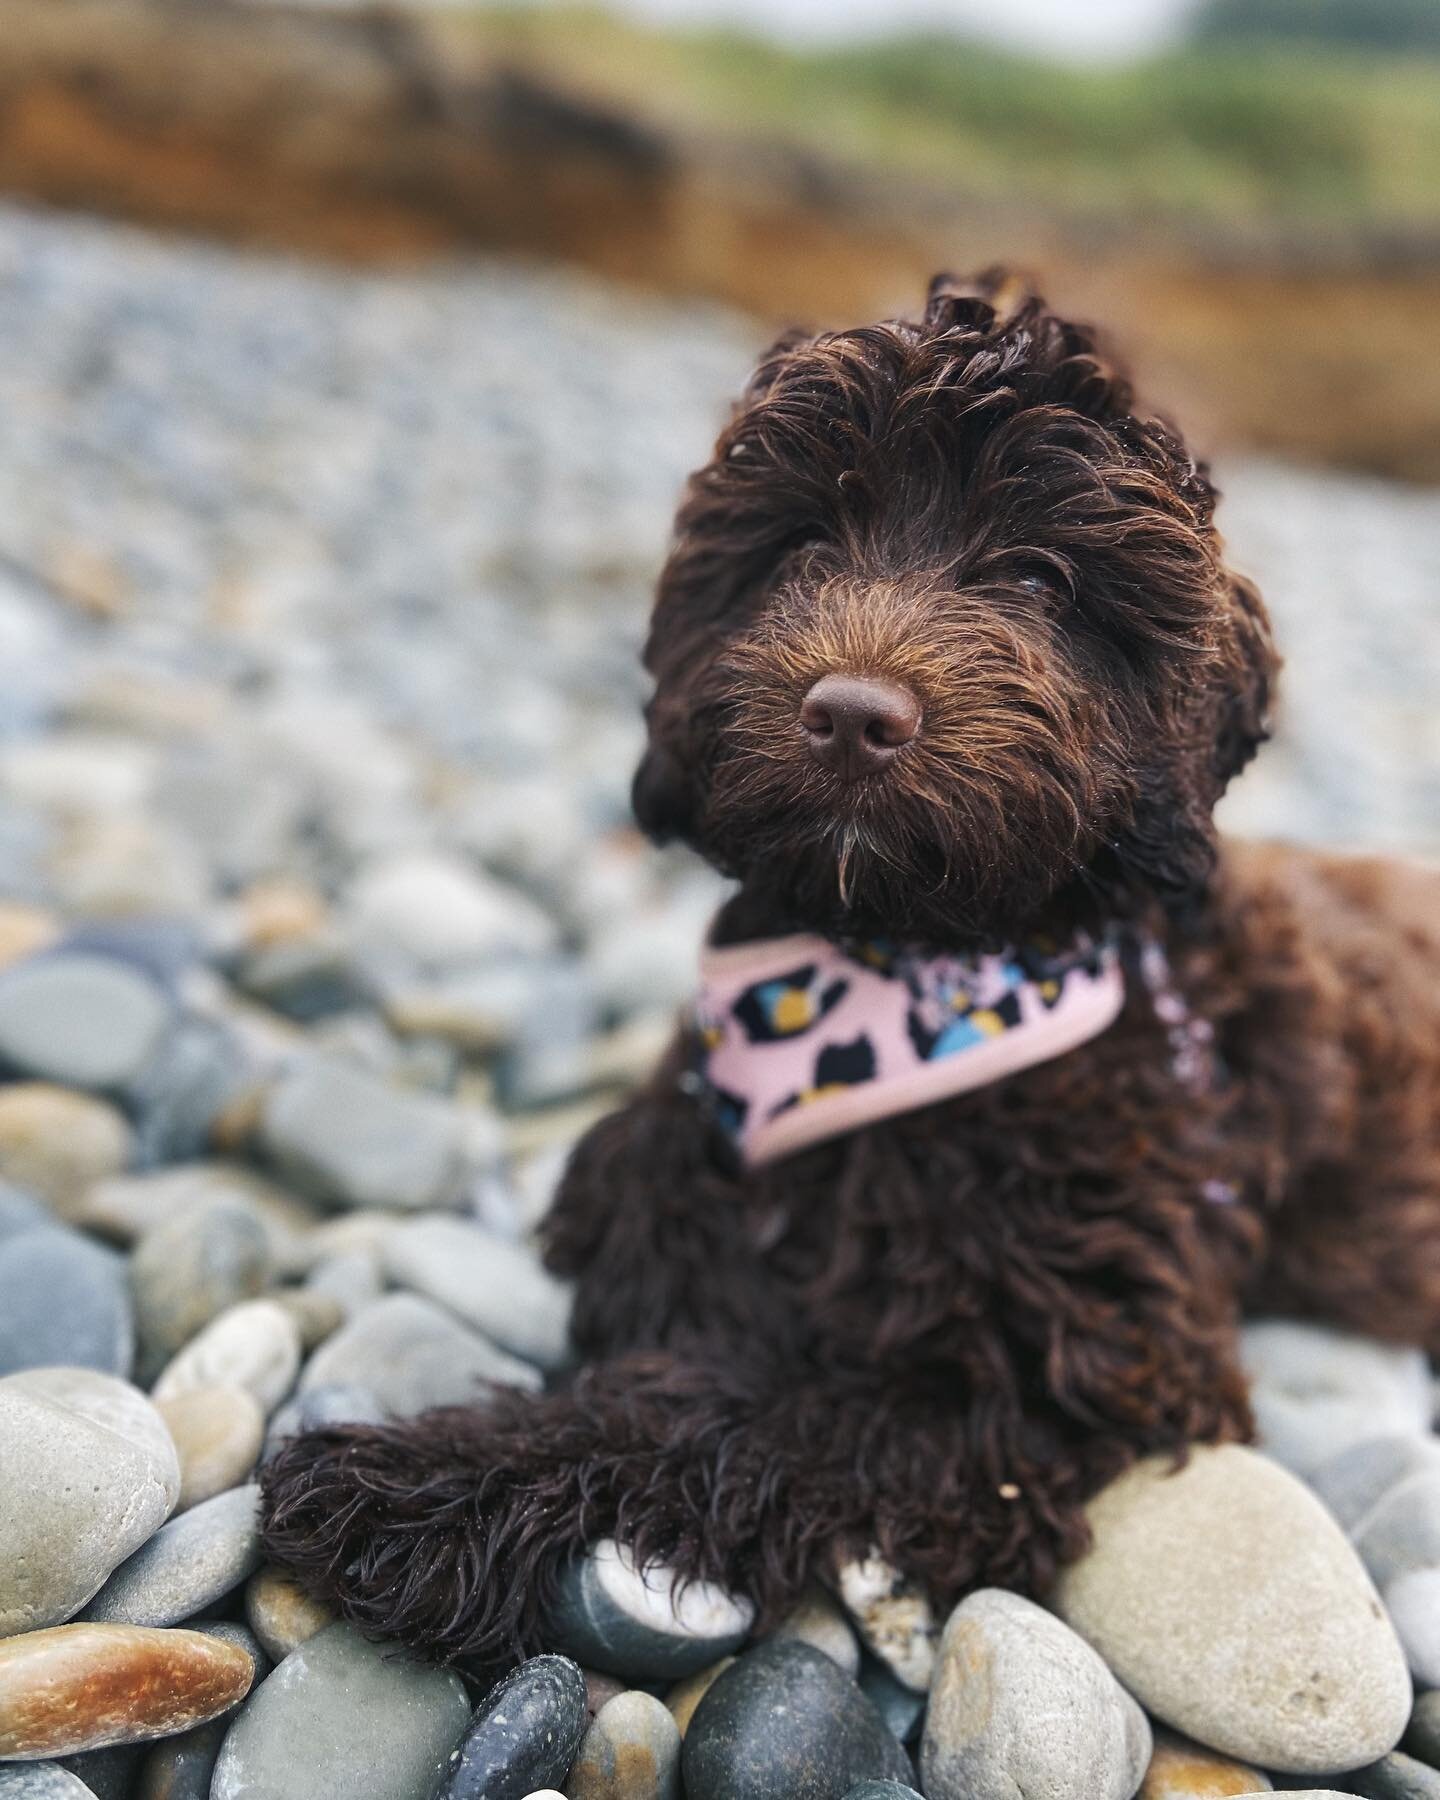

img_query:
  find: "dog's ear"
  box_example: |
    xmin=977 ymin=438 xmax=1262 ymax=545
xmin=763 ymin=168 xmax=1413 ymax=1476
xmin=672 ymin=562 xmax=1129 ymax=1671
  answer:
xmin=631 ymin=712 xmax=696 ymax=844
xmin=1211 ymin=568 xmax=1278 ymax=789
xmin=1108 ymin=565 xmax=1278 ymax=919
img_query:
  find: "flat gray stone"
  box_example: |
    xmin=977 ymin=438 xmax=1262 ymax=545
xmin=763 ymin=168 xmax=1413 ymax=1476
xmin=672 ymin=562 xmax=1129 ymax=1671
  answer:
xmin=82 ymin=1485 xmax=261 ymax=1627
xmin=0 ymin=952 xmax=172 ymax=1090
xmin=921 ymin=1590 xmax=1149 ymax=1800
xmin=301 ymin=1292 xmax=540 ymax=1417
xmin=0 ymin=1368 xmax=179 ymax=1637
xmin=567 ymin=1690 xmax=681 ymax=1800
xmin=210 ymin=1622 xmax=472 ymax=1800
xmin=548 ymin=1540 xmax=754 ymax=1682
xmin=1353 ymin=1473 xmax=1440 ymax=1587
xmin=682 ymin=1641 xmax=911 ymax=1800
xmin=383 ymin=1216 xmax=573 ymax=1369
xmin=434 ymin=1656 xmax=588 ymax=1800
xmin=1243 ymin=1322 xmax=1432 ymax=1477
xmin=260 ymin=1056 xmax=465 ymax=1211
xmin=0 ymin=1226 xmax=134 ymax=1377
xmin=130 ymin=1197 xmax=271 ymax=1374
xmin=1310 ymin=1436 xmax=1440 ymax=1534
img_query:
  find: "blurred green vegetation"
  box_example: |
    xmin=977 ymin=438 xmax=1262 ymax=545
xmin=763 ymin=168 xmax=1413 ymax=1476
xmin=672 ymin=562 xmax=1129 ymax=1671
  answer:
xmin=468 ymin=5 xmax=1440 ymax=231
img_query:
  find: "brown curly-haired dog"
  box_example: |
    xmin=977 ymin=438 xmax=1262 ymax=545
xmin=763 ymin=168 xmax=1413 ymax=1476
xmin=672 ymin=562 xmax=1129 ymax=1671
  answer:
xmin=261 ymin=270 xmax=1440 ymax=1677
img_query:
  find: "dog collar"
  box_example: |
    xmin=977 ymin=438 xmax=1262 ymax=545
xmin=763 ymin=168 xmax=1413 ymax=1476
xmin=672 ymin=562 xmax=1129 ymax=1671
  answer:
xmin=689 ymin=929 xmax=1126 ymax=1168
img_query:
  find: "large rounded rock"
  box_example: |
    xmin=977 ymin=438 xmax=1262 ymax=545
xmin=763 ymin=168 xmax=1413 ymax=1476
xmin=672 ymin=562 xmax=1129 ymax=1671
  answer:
xmin=567 ymin=1690 xmax=681 ymax=1800
xmin=1052 ymin=1445 xmax=1411 ymax=1774
xmin=920 ymin=1589 xmax=1150 ymax=1800
xmin=157 ymin=1386 xmax=265 ymax=1511
xmin=0 ymin=1624 xmax=253 ymax=1757
xmin=209 ymin=1622 xmax=471 ymax=1800
xmin=0 ymin=1368 xmax=179 ymax=1636
xmin=842 ymin=1787 xmax=923 ymax=1800
xmin=683 ymin=1640 xmax=911 ymax=1800
xmin=152 ymin=1299 xmax=300 ymax=1414
xmin=82 ymin=1484 xmax=261 ymax=1627
xmin=434 ymin=1655 xmax=587 ymax=1800
xmin=548 ymin=1541 xmax=754 ymax=1681
xmin=300 ymin=1292 xmax=540 ymax=1417
xmin=382 ymin=1217 xmax=573 ymax=1369
xmin=0 ymin=953 xmax=172 ymax=1090
xmin=130 ymin=1198 xmax=271 ymax=1374
xmin=0 ymin=1226 xmax=134 ymax=1377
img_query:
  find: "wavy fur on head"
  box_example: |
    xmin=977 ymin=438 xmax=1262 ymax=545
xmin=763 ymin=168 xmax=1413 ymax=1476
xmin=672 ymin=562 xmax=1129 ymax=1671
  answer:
xmin=262 ymin=270 xmax=1440 ymax=1682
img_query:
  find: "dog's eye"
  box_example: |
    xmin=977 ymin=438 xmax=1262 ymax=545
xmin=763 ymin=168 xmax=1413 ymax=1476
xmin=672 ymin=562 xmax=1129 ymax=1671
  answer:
xmin=1012 ymin=563 xmax=1074 ymax=605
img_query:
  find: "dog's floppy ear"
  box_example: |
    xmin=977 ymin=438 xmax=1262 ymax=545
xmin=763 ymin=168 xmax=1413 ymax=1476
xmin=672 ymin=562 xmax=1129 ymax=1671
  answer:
xmin=631 ymin=703 xmax=696 ymax=844
xmin=1109 ymin=564 xmax=1278 ymax=919
xmin=1211 ymin=568 xmax=1278 ymax=789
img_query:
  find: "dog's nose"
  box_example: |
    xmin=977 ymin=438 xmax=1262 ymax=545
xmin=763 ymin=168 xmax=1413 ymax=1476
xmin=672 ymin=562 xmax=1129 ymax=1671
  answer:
xmin=799 ymin=674 xmax=922 ymax=780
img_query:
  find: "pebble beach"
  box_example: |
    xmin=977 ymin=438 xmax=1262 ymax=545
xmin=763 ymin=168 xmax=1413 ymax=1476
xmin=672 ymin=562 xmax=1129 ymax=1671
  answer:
xmin=0 ymin=198 xmax=1439 ymax=1800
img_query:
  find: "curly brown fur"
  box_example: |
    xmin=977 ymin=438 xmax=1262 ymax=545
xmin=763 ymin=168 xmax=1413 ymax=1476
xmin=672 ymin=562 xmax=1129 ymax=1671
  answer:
xmin=262 ymin=268 xmax=1440 ymax=1678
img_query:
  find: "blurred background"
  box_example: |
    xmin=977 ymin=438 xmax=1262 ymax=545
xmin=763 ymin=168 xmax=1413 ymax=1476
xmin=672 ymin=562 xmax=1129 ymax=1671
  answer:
xmin=0 ymin=0 xmax=1435 ymax=1172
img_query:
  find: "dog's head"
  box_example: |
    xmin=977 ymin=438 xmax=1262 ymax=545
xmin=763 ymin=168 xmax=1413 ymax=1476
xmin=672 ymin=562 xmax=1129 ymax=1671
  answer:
xmin=635 ymin=270 xmax=1277 ymax=947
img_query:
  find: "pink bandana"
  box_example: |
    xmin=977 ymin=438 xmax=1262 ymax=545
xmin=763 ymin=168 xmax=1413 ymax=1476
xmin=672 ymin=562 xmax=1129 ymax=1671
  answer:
xmin=691 ymin=931 xmax=1126 ymax=1167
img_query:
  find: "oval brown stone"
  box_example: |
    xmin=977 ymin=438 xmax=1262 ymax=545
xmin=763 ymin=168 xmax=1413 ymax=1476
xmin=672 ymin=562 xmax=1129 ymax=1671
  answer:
xmin=0 ymin=1623 xmax=254 ymax=1759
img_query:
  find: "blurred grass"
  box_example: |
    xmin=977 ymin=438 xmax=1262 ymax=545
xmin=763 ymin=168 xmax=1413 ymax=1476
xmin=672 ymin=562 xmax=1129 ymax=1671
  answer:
xmin=459 ymin=5 xmax=1440 ymax=231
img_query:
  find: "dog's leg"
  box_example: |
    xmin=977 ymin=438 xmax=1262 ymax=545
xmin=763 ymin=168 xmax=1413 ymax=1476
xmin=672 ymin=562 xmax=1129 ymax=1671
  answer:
xmin=256 ymin=1345 xmax=1131 ymax=1678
